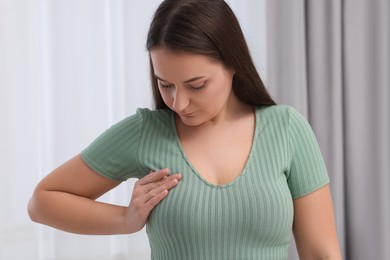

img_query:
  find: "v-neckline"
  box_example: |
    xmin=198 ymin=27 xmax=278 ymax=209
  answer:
xmin=170 ymin=109 xmax=259 ymax=189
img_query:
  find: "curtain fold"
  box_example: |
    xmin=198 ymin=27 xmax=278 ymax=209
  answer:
xmin=266 ymin=0 xmax=390 ymax=259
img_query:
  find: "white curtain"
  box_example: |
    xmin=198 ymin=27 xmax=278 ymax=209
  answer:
xmin=0 ymin=0 xmax=267 ymax=259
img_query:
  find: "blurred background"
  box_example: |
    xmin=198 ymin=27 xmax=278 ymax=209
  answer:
xmin=0 ymin=0 xmax=388 ymax=259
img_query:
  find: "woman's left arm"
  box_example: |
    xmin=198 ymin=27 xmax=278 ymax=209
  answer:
xmin=293 ymin=184 xmax=342 ymax=260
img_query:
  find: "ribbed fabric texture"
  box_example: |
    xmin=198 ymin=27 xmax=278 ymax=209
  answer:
xmin=81 ymin=105 xmax=329 ymax=260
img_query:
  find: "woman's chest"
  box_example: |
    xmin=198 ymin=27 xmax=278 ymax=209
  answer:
xmin=146 ymin=155 xmax=294 ymax=252
xmin=177 ymin=119 xmax=255 ymax=186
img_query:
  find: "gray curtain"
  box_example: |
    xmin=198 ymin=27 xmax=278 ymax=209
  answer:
xmin=266 ymin=0 xmax=389 ymax=259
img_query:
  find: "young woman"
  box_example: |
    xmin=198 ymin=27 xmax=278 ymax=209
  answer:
xmin=28 ymin=0 xmax=342 ymax=259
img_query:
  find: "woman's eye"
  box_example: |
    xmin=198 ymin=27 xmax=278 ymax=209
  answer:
xmin=159 ymin=82 xmax=174 ymax=89
xmin=189 ymin=81 xmax=207 ymax=90
xmin=158 ymin=81 xmax=206 ymax=90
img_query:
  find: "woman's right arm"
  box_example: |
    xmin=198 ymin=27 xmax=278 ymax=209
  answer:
xmin=28 ymin=154 xmax=181 ymax=235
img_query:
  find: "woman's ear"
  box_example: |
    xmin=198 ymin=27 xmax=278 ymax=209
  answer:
xmin=223 ymin=64 xmax=236 ymax=78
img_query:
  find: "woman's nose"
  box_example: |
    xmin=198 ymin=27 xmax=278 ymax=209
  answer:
xmin=172 ymin=88 xmax=190 ymax=112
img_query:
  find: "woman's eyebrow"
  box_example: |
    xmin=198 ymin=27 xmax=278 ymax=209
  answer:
xmin=154 ymin=75 xmax=205 ymax=83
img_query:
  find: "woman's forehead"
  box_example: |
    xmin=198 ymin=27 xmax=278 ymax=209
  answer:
xmin=150 ymin=48 xmax=221 ymax=79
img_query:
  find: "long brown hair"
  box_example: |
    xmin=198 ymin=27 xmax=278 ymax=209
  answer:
xmin=146 ymin=0 xmax=276 ymax=109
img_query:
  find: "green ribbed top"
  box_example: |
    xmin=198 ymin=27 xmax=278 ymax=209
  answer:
xmin=81 ymin=105 xmax=329 ymax=260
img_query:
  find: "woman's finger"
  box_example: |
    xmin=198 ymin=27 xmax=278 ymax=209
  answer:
xmin=143 ymin=177 xmax=180 ymax=202
xmin=143 ymin=189 xmax=169 ymax=212
xmin=137 ymin=168 xmax=170 ymax=185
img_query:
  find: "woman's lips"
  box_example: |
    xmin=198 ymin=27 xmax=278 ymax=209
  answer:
xmin=181 ymin=112 xmax=196 ymax=117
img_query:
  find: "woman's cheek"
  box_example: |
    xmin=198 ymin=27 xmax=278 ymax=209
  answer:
xmin=160 ymin=90 xmax=174 ymax=107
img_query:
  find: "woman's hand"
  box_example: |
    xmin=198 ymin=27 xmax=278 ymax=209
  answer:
xmin=124 ymin=168 xmax=182 ymax=232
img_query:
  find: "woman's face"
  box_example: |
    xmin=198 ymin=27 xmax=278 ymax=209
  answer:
xmin=150 ymin=48 xmax=236 ymax=126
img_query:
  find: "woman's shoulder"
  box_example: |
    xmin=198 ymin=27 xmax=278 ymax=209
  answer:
xmin=255 ymin=104 xmax=312 ymax=134
xmin=256 ymin=104 xmax=300 ymax=121
xmin=135 ymin=107 xmax=172 ymax=117
xmin=135 ymin=107 xmax=166 ymax=113
xmin=106 ymin=108 xmax=172 ymax=131
xmin=256 ymin=104 xmax=299 ymax=113
xmin=132 ymin=108 xmax=173 ymax=129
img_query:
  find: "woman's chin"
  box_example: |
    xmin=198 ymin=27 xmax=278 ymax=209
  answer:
xmin=176 ymin=114 xmax=204 ymax=127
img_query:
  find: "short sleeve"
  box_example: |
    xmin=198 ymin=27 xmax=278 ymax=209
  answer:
xmin=286 ymin=107 xmax=330 ymax=199
xmin=81 ymin=109 xmax=144 ymax=181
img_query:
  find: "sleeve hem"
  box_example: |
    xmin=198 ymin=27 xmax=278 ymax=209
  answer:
xmin=80 ymin=152 xmax=128 ymax=182
xmin=291 ymin=180 xmax=330 ymax=199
